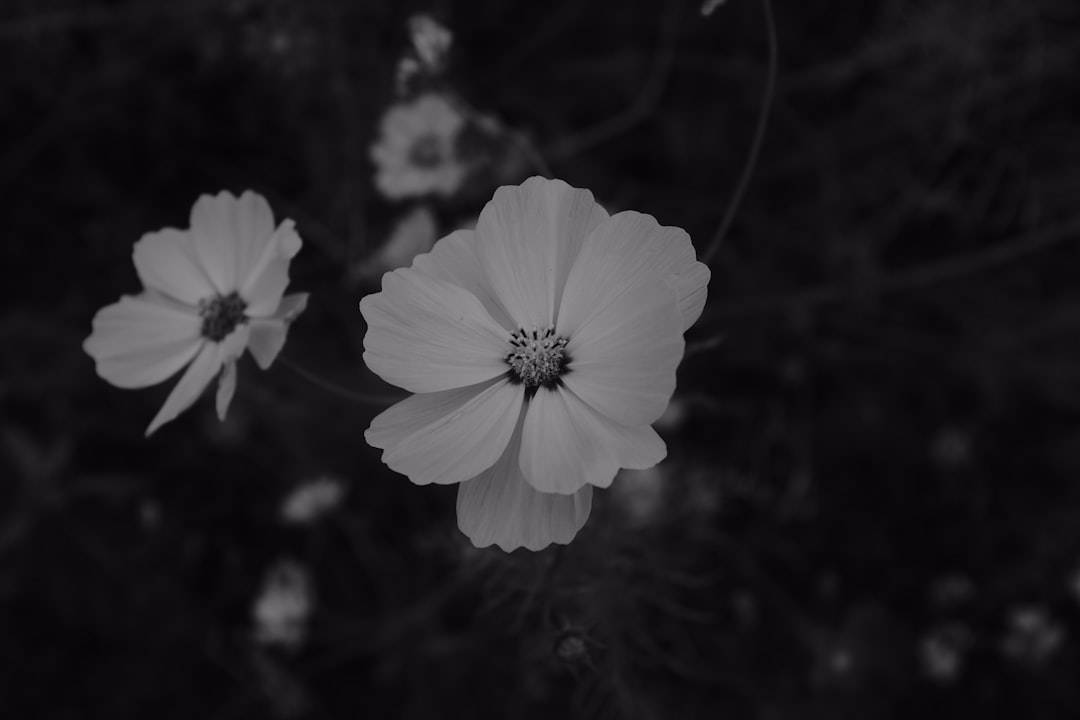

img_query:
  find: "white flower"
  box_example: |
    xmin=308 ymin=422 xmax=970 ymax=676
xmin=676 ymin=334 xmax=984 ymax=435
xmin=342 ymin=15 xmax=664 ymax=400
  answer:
xmin=370 ymin=93 xmax=467 ymax=200
xmin=83 ymin=190 xmax=308 ymax=436
xmin=281 ymin=476 xmax=346 ymax=524
xmin=359 ymin=176 xmax=710 ymax=551
xmin=253 ymin=559 xmax=312 ymax=650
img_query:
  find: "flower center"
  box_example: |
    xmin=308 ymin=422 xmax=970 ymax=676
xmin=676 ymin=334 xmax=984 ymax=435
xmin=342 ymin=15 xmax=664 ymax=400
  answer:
xmin=408 ymin=134 xmax=446 ymax=168
xmin=506 ymin=327 xmax=569 ymax=388
xmin=199 ymin=292 xmax=248 ymax=342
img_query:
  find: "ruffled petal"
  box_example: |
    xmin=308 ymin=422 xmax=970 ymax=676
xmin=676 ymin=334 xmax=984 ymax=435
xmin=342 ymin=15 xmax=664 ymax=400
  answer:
xmin=457 ymin=410 xmax=593 ymax=552
xmin=145 ymin=340 xmax=226 ymax=436
xmin=474 ymin=177 xmax=608 ymax=330
xmin=84 ymin=295 xmax=203 ymax=389
xmin=519 ymin=387 xmax=667 ymax=494
xmin=247 ymin=293 xmax=308 ymax=370
xmin=132 ymin=228 xmax=216 ymax=306
xmin=189 ymin=192 xmax=241 ymax=294
xmin=360 ymin=268 xmax=513 ymax=393
xmin=560 ymin=278 xmax=684 ymax=426
xmin=558 ymin=211 xmax=709 ymax=335
xmin=519 ymin=387 xmax=620 ymax=494
xmin=241 ymin=219 xmax=303 ymax=318
xmin=216 ymin=359 xmax=237 ymax=420
xmin=214 ymin=325 xmax=249 ymax=421
xmin=410 ymin=229 xmax=516 ymax=331
xmin=366 ymin=377 xmax=524 ymax=486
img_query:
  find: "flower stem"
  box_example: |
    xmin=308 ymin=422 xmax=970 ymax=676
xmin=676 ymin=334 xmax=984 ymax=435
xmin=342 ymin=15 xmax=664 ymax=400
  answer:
xmin=278 ymin=356 xmax=402 ymax=407
xmin=702 ymin=0 xmax=777 ymax=265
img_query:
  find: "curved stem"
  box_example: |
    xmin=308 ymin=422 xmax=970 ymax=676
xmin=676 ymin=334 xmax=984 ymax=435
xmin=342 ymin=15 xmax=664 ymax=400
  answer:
xmin=278 ymin=356 xmax=403 ymax=407
xmin=702 ymin=0 xmax=777 ymax=265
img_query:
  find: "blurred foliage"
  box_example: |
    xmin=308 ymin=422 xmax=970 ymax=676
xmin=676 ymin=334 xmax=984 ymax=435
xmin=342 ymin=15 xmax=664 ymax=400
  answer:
xmin=3 ymin=0 xmax=1080 ymax=717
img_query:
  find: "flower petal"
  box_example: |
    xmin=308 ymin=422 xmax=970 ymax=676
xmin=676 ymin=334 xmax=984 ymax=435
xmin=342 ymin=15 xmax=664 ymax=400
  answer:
xmin=214 ymin=324 xmax=249 ymax=421
xmin=519 ymin=387 xmax=619 ymax=494
xmin=84 ymin=295 xmax=204 ymax=389
xmin=247 ymin=293 xmax=308 ymax=370
xmin=217 ymin=358 xmax=237 ymax=420
xmin=189 ymin=191 xmax=242 ymax=294
xmin=360 ymin=268 xmax=513 ymax=393
xmin=366 ymin=377 xmax=524 ymax=486
xmin=145 ymin=340 xmax=226 ymax=436
xmin=410 ymin=229 xmax=516 ymax=331
xmin=474 ymin=177 xmax=608 ymax=330
xmin=457 ymin=411 xmax=593 ymax=552
xmin=241 ymin=219 xmax=303 ymax=317
xmin=558 ymin=211 xmax=709 ymax=335
xmin=519 ymin=387 xmax=667 ymax=494
xmin=560 ymin=278 xmax=685 ymax=426
xmin=132 ymin=228 xmax=216 ymax=306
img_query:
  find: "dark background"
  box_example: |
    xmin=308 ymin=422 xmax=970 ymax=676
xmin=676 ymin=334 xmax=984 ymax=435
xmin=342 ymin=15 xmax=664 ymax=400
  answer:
xmin=3 ymin=0 xmax=1080 ymax=717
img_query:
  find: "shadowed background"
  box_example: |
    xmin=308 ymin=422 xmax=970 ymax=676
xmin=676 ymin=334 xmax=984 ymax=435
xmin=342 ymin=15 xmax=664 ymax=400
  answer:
xmin=3 ymin=0 xmax=1080 ymax=717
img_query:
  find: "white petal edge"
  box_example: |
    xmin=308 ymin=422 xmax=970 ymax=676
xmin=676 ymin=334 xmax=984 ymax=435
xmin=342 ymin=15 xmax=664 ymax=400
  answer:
xmin=560 ymin=278 xmax=685 ymax=426
xmin=360 ymin=268 xmax=513 ymax=394
xmin=519 ymin=386 xmax=667 ymax=494
xmin=366 ymin=377 xmax=524 ymax=486
xmin=247 ymin=293 xmax=309 ymax=370
xmin=145 ymin=340 xmax=225 ymax=436
xmin=474 ymin=177 xmax=608 ymax=330
xmin=241 ymin=219 xmax=303 ymax=318
xmin=132 ymin=228 xmax=216 ymax=306
xmin=189 ymin=191 xmax=241 ymax=295
xmin=84 ymin=295 xmax=204 ymax=389
xmin=558 ymin=210 xmax=709 ymax=336
xmin=410 ymin=229 xmax=516 ymax=331
xmin=213 ymin=326 xmax=249 ymax=421
xmin=457 ymin=409 xmax=593 ymax=552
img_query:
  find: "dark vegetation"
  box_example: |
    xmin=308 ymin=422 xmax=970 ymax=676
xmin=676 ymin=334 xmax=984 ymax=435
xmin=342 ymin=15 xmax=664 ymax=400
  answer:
xmin=3 ymin=0 xmax=1080 ymax=717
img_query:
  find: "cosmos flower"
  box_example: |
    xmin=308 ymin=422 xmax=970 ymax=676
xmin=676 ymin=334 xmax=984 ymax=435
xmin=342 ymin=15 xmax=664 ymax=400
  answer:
xmin=84 ymin=190 xmax=308 ymax=436
xmin=360 ymin=176 xmax=710 ymax=551
xmin=370 ymin=93 xmax=467 ymax=200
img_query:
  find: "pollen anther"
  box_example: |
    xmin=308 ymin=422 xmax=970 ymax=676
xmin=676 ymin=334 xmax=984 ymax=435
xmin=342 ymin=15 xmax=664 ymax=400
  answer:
xmin=506 ymin=326 xmax=569 ymax=387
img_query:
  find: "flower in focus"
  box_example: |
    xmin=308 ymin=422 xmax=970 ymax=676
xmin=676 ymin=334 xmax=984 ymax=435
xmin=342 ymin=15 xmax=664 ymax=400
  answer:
xmin=360 ymin=176 xmax=710 ymax=551
xmin=370 ymin=93 xmax=467 ymax=200
xmin=83 ymin=190 xmax=308 ymax=436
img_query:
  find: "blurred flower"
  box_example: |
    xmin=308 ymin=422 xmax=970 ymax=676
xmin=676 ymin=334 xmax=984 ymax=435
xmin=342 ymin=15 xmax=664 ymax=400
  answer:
xmin=253 ymin=559 xmax=312 ymax=650
xmin=360 ymin=177 xmax=710 ymax=551
xmin=395 ymin=14 xmax=454 ymax=94
xmin=920 ymin=622 xmax=971 ymax=683
xmin=1000 ymin=604 xmax=1065 ymax=667
xmin=281 ymin=476 xmax=346 ymax=524
xmin=84 ymin=191 xmax=308 ymax=435
xmin=352 ymin=205 xmax=438 ymax=281
xmin=370 ymin=93 xmax=467 ymax=200
xmin=612 ymin=466 xmax=666 ymax=526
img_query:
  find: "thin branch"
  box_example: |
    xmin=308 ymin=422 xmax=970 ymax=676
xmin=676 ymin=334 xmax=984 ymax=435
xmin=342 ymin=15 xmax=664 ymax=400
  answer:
xmin=277 ymin=356 xmax=403 ymax=407
xmin=542 ymin=0 xmax=685 ymax=161
xmin=702 ymin=0 xmax=778 ymax=265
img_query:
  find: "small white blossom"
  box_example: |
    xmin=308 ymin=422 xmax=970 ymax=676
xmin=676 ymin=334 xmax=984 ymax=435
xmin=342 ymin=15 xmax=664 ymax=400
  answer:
xmin=920 ymin=622 xmax=971 ymax=683
xmin=83 ymin=191 xmax=308 ymax=435
xmin=253 ymin=560 xmax=312 ymax=650
xmin=1000 ymin=605 xmax=1065 ymax=666
xmin=370 ymin=93 xmax=467 ymax=200
xmin=281 ymin=477 xmax=346 ymax=524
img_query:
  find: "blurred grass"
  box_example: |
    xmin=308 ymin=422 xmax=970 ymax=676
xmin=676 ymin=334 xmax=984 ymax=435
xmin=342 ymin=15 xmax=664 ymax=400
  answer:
xmin=3 ymin=0 xmax=1080 ymax=717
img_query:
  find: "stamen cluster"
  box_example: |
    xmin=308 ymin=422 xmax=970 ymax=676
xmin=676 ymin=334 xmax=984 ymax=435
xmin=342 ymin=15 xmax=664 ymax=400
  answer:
xmin=506 ymin=326 xmax=569 ymax=388
xmin=199 ymin=292 xmax=248 ymax=342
